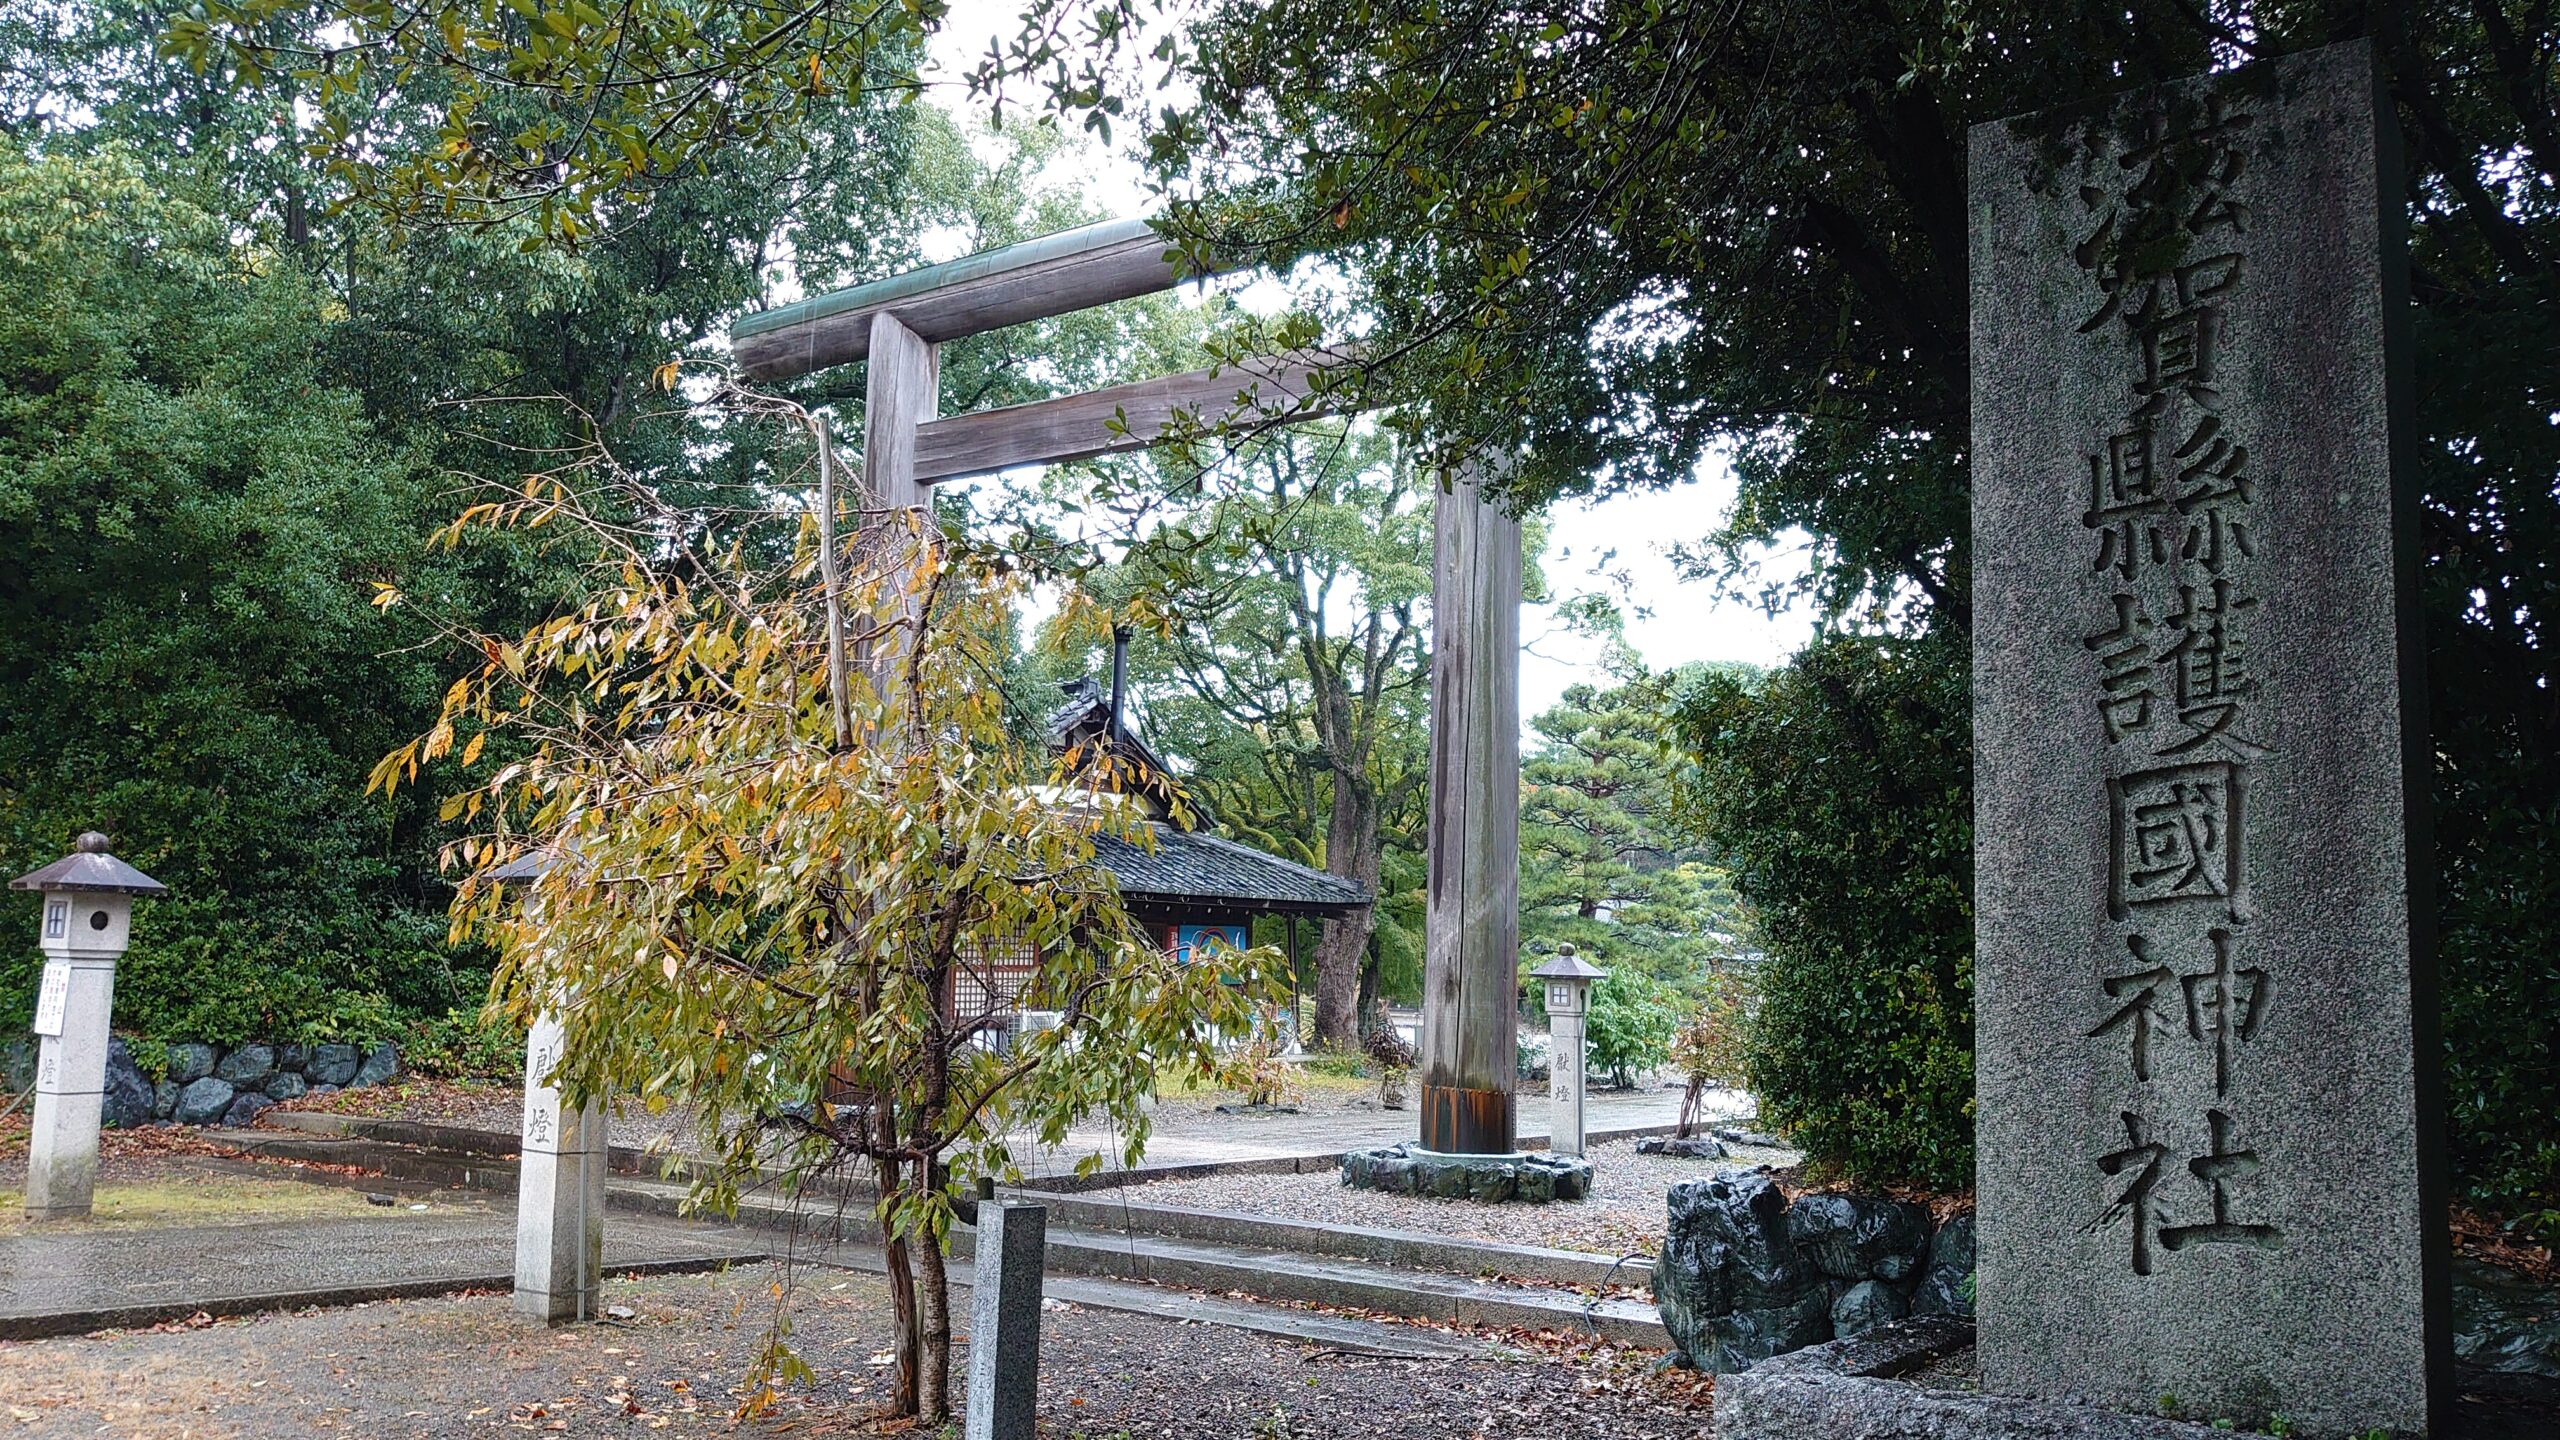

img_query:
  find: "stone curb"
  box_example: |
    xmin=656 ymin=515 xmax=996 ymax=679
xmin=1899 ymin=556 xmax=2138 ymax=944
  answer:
xmin=604 ymin=1178 xmax=1668 ymax=1346
xmin=240 ymin=1116 xmax=1677 ymax=1347
xmin=0 ymin=1252 xmax=762 ymax=1344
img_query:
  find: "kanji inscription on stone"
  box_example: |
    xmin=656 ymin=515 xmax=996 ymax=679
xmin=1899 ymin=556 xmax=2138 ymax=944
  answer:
xmin=1971 ymin=40 xmax=2446 ymax=1436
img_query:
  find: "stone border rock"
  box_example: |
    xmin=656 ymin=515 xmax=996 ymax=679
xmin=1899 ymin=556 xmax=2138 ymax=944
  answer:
xmin=1654 ymin=1169 xmax=1974 ymax=1372
xmin=1713 ymin=1316 xmax=2239 ymax=1440
xmin=1337 ymin=1142 xmax=1594 ymax=1203
xmin=1 ymin=1036 xmax=407 ymax=1131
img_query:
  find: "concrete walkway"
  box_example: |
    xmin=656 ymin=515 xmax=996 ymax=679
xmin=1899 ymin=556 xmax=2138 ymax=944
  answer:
xmin=0 ymin=1205 xmax=766 ymax=1340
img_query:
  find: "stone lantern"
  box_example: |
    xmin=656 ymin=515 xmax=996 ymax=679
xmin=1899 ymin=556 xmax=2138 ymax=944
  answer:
xmin=10 ymin=832 xmax=166 ymax=1219
xmin=1528 ymin=944 xmax=1604 ymax=1158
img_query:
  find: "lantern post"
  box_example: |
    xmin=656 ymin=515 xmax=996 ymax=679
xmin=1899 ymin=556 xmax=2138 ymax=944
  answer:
xmin=10 ymin=832 xmax=166 ymax=1220
xmin=1528 ymin=944 xmax=1603 ymax=1158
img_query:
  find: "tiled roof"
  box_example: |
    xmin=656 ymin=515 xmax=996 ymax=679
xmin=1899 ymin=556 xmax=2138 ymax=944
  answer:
xmin=1090 ymin=824 xmax=1371 ymax=917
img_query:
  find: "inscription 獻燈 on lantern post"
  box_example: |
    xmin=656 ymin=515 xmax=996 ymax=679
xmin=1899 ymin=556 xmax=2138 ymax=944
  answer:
xmin=1529 ymin=945 xmax=1603 ymax=1158
xmin=10 ymin=832 xmax=167 ymax=1221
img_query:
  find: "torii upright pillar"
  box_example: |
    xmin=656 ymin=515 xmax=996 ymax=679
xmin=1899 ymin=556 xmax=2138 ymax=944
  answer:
xmin=1418 ymin=459 xmax=1522 ymax=1155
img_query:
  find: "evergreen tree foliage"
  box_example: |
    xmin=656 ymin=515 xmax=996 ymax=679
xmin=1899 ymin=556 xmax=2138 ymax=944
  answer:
xmin=1518 ymin=674 xmax=1750 ymax=989
xmin=0 ymin=149 xmax=459 ymax=1037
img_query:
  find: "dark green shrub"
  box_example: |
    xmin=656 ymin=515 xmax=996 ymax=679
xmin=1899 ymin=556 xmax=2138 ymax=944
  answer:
xmin=1583 ymin=966 xmax=1679 ymax=1089
xmin=1668 ymin=634 xmax=1975 ymax=1191
xmin=402 ymin=1008 xmax=526 ymax=1079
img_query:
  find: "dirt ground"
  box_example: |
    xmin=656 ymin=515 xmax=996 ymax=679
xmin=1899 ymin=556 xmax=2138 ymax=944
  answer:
xmin=0 ymin=1262 xmax=1712 ymax=1439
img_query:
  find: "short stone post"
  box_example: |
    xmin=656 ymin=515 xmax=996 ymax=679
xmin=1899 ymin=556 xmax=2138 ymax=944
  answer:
xmin=513 ymin=1009 xmax=609 ymax=1322
xmin=965 ymin=1200 xmax=1047 ymax=1440
xmin=10 ymin=833 xmax=166 ymax=1221
xmin=1530 ymin=945 xmax=1603 ymax=1157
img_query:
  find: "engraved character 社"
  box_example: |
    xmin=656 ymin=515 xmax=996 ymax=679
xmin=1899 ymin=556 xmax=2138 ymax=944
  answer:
xmin=2090 ymin=1110 xmax=2174 ymax=1276
xmin=2158 ymin=1108 xmax=2285 ymax=1255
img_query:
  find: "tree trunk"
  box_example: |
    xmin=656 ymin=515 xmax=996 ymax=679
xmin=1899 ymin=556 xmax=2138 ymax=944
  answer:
xmin=870 ymin=1086 xmax=918 ymax=1418
xmin=915 ymin=1231 xmax=953 ymax=1422
xmin=1310 ymin=772 xmax=1381 ymax=1047
xmin=872 ymin=1153 xmax=920 ymax=1417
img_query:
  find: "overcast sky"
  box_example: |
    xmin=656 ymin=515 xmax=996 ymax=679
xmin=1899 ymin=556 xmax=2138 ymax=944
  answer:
xmin=914 ymin=3 xmax=1819 ymax=719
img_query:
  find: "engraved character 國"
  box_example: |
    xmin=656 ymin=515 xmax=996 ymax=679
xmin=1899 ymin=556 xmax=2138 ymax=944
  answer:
xmin=2108 ymin=761 xmax=2241 ymax=918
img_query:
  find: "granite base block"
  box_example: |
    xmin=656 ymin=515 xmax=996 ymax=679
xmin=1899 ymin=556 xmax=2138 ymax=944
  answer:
xmin=1712 ymin=1317 xmax=2237 ymax=1440
xmin=1337 ymin=1143 xmax=1592 ymax=1204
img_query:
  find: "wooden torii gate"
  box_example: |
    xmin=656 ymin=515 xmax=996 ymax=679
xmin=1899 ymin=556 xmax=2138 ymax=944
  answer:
xmin=511 ymin=219 xmax=1525 ymax=1320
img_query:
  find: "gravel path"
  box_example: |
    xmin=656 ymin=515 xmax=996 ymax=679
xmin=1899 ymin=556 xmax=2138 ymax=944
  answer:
xmin=1123 ymin=1135 xmax=1802 ymax=1258
xmin=0 ymin=1261 xmax=1713 ymax=1438
xmin=269 ymin=1076 xmax=1703 ymax=1176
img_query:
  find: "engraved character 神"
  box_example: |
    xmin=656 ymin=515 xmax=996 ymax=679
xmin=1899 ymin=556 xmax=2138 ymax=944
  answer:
xmin=2181 ymin=927 xmax=2272 ymax=1097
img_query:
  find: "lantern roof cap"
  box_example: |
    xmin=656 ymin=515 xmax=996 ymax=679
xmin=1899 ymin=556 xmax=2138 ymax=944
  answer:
xmin=1529 ymin=945 xmax=1603 ymax=982
xmin=11 ymin=833 xmax=168 ymax=896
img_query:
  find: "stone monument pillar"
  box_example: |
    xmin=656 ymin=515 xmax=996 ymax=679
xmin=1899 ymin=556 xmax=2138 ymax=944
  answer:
xmin=1419 ymin=458 xmax=1522 ymax=1156
xmin=514 ymin=1010 xmax=609 ymax=1322
xmin=10 ymin=833 xmax=165 ymax=1221
xmin=1970 ymin=39 xmax=2446 ymax=1434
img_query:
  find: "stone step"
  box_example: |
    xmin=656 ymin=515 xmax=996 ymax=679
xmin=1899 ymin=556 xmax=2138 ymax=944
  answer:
xmin=1028 ymin=1224 xmax=1665 ymax=1347
xmin=599 ymin=1177 xmax=1662 ymax=1346
xmin=226 ymin=1128 xmax=1668 ymax=1349
xmin=1010 ymin=1186 xmax=1653 ymax=1289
